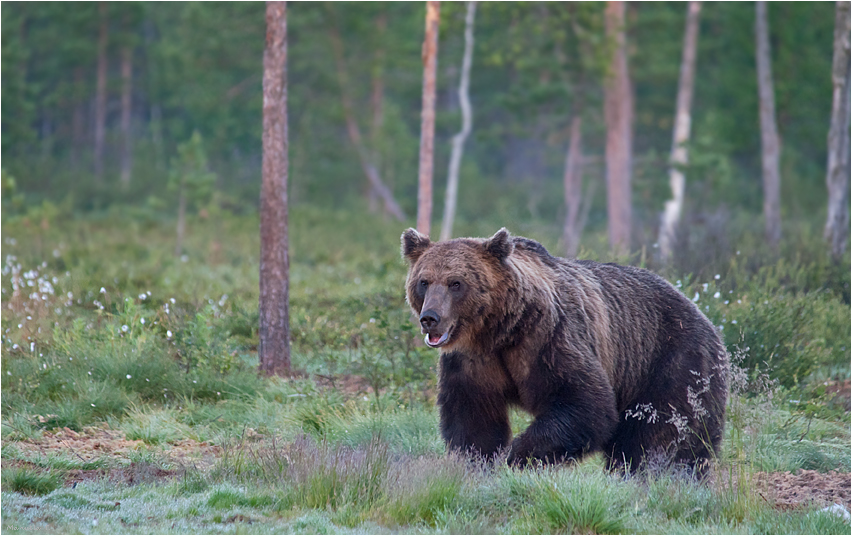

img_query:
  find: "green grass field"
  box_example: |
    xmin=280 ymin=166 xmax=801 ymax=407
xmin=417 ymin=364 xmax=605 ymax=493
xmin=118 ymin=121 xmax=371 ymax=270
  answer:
xmin=2 ymin=206 xmax=850 ymax=534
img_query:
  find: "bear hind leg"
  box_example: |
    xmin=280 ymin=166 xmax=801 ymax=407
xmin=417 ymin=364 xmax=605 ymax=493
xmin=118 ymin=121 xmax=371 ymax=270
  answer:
xmin=605 ymin=402 xmax=721 ymax=478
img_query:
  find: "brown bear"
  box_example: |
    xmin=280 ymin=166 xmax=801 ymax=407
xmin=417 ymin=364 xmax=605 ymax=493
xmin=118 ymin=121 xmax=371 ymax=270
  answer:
xmin=401 ymin=227 xmax=728 ymax=474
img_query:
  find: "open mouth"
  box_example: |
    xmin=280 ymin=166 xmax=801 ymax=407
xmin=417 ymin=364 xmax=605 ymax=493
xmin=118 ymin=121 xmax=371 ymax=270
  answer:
xmin=424 ymin=327 xmax=453 ymax=348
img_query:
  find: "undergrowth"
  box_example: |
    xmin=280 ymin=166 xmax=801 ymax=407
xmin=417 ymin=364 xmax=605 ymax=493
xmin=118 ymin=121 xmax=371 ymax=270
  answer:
xmin=1 ymin=206 xmax=849 ymax=534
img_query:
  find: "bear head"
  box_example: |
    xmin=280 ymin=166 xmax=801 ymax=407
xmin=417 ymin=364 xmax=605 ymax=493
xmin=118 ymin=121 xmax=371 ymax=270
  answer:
xmin=401 ymin=228 xmax=514 ymax=351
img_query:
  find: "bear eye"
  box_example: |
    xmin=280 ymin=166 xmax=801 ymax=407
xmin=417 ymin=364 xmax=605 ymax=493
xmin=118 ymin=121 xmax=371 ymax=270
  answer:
xmin=450 ymin=281 xmax=462 ymax=291
xmin=420 ymin=280 xmax=429 ymax=289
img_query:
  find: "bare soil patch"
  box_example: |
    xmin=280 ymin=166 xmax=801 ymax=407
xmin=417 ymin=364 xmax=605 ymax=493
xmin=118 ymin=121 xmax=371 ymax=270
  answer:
xmin=6 ymin=425 xmax=222 ymax=476
xmin=719 ymin=468 xmax=851 ymax=512
xmin=755 ymin=469 xmax=851 ymax=511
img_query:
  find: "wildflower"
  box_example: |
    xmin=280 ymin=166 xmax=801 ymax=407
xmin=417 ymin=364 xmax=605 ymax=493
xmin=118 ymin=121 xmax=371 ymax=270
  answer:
xmin=139 ymin=293 xmax=147 ymax=300
xmin=170 ymin=298 xmax=176 ymax=304
xmin=140 ymin=318 xmax=145 ymax=325
xmin=121 ymin=325 xmax=129 ymax=333
xmin=713 ymin=292 xmax=720 ymax=299
xmin=714 ymin=274 xmax=720 ymax=280
xmin=702 ymin=283 xmax=709 ymax=292
xmin=126 ymin=374 xmax=132 ymax=379
xmin=166 ymin=330 xmax=173 ymax=338
xmin=91 ymin=403 xmax=96 ymax=407
xmin=100 ymin=287 xmax=106 ymax=294
xmin=731 ymin=320 xmax=737 ymax=324
xmin=675 ymin=280 xmax=682 ymax=288
xmin=692 ymin=292 xmax=699 ymax=303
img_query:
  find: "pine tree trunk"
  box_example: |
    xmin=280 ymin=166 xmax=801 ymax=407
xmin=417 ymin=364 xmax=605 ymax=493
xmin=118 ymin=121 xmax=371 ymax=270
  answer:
xmin=94 ymin=3 xmax=108 ymax=184
xmin=71 ymin=67 xmax=85 ymax=170
xmin=328 ymin=23 xmax=405 ymax=221
xmin=824 ymin=0 xmax=851 ymax=260
xmin=659 ymin=1 xmax=702 ymax=263
xmin=604 ymin=1 xmax=633 ymax=257
xmin=563 ymin=115 xmax=584 ymax=257
xmin=259 ymin=0 xmax=291 ymax=377
xmin=440 ymin=1 xmax=476 ymax=242
xmin=120 ymin=45 xmax=133 ymax=188
xmin=417 ymin=1 xmax=440 ymax=236
xmin=755 ymin=1 xmax=782 ymax=249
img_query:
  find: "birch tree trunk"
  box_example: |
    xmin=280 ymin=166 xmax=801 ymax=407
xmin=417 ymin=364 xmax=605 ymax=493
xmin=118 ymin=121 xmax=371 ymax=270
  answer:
xmin=417 ymin=0 xmax=440 ymax=236
xmin=259 ymin=0 xmax=291 ymax=377
xmin=756 ymin=1 xmax=782 ymax=249
xmin=94 ymin=3 xmax=108 ymax=184
xmin=440 ymin=1 xmax=476 ymax=242
xmin=604 ymin=1 xmax=633 ymax=257
xmin=328 ymin=24 xmax=405 ymax=221
xmin=824 ymin=0 xmax=851 ymax=260
xmin=120 ymin=45 xmax=133 ymax=188
xmin=658 ymin=1 xmax=701 ymax=263
xmin=368 ymin=14 xmax=387 ymax=213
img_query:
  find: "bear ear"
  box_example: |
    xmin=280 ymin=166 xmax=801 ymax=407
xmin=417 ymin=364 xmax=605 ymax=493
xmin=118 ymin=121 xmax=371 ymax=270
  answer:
xmin=484 ymin=227 xmax=513 ymax=261
xmin=401 ymin=228 xmax=431 ymax=264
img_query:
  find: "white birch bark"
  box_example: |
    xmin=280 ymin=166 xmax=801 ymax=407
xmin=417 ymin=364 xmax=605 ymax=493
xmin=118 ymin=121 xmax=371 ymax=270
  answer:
xmin=658 ymin=1 xmax=701 ymax=263
xmin=440 ymin=1 xmax=476 ymax=242
xmin=824 ymin=1 xmax=851 ymax=259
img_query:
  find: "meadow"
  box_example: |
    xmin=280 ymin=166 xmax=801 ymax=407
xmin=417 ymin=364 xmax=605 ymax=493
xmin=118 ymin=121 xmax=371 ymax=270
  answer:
xmin=1 ymin=205 xmax=850 ymax=534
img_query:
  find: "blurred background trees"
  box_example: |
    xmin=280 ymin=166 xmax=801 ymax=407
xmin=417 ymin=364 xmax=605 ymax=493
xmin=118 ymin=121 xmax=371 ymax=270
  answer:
xmin=1 ymin=1 xmax=847 ymax=268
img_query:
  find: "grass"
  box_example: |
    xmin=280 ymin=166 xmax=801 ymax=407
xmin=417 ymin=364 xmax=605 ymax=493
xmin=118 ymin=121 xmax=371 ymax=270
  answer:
xmin=1 ymin=205 xmax=850 ymax=533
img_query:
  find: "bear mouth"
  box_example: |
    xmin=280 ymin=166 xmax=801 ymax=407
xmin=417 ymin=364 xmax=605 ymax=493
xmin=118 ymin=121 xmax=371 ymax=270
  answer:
xmin=424 ymin=326 xmax=453 ymax=348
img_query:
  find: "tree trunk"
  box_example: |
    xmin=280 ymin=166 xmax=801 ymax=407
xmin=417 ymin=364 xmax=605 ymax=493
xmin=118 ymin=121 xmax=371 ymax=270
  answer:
xmin=175 ymin=178 xmax=186 ymax=256
xmin=417 ymin=0 xmax=440 ymax=236
xmin=327 ymin=23 xmax=405 ymax=221
xmin=562 ymin=115 xmax=585 ymax=258
xmin=94 ymin=3 xmax=108 ymax=184
xmin=120 ymin=45 xmax=133 ymax=188
xmin=368 ymin=13 xmax=387 ymax=213
xmin=71 ymin=67 xmax=85 ymax=170
xmin=755 ymin=1 xmax=782 ymax=250
xmin=440 ymin=1 xmax=476 ymax=242
xmin=659 ymin=1 xmax=702 ymax=263
xmin=824 ymin=0 xmax=851 ymax=260
xmin=259 ymin=0 xmax=291 ymax=377
xmin=604 ymin=1 xmax=633 ymax=257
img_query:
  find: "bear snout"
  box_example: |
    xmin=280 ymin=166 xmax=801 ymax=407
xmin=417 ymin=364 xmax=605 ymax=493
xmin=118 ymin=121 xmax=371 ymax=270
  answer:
xmin=419 ymin=309 xmax=441 ymax=331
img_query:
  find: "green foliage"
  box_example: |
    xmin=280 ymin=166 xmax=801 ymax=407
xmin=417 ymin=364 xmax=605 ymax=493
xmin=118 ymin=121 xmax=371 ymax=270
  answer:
xmin=1 ymin=204 xmax=849 ymax=534
xmin=2 ymin=467 xmax=61 ymax=496
xmin=681 ymin=261 xmax=850 ymax=389
xmin=168 ymin=132 xmax=217 ymax=211
xmin=502 ymin=465 xmax=631 ymax=534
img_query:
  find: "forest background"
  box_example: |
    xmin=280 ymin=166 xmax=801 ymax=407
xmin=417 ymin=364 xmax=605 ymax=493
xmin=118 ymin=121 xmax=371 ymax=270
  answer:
xmin=1 ymin=2 xmax=850 ymax=534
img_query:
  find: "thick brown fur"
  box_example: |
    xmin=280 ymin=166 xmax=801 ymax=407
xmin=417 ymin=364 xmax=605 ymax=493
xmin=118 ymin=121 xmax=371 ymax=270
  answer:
xmin=401 ymin=228 xmax=728 ymax=475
